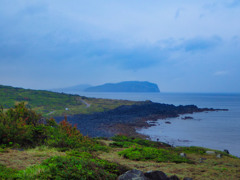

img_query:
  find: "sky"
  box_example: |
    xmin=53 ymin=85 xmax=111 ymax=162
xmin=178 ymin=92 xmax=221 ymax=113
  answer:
xmin=0 ymin=0 xmax=240 ymax=92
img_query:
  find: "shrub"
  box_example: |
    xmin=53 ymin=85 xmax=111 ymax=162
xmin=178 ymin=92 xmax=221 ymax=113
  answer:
xmin=174 ymin=146 xmax=237 ymax=158
xmin=18 ymin=156 xmax=128 ymax=180
xmin=45 ymin=119 xmax=108 ymax=152
xmin=174 ymin=146 xmax=207 ymax=155
xmin=0 ymin=103 xmax=108 ymax=152
xmin=119 ymin=147 xmax=191 ymax=163
xmin=110 ymin=141 xmax=135 ymax=148
xmin=0 ymin=164 xmax=19 ymax=179
xmin=0 ymin=102 xmax=43 ymax=147
xmin=66 ymin=150 xmax=93 ymax=159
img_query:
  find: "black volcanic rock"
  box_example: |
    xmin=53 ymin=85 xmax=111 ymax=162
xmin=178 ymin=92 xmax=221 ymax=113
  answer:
xmin=181 ymin=116 xmax=194 ymax=120
xmin=84 ymin=81 xmax=160 ymax=92
xmin=54 ymin=101 xmax=223 ymax=138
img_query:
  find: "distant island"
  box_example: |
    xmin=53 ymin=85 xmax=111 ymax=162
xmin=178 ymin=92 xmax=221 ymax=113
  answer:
xmin=84 ymin=81 xmax=160 ymax=92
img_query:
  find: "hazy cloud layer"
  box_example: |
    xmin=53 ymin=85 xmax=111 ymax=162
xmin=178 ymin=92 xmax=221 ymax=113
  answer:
xmin=0 ymin=0 xmax=240 ymax=92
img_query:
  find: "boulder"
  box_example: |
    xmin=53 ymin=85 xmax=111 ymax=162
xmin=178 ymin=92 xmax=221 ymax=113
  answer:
xmin=117 ymin=169 xmax=148 ymax=180
xmin=180 ymin=153 xmax=186 ymax=158
xmin=224 ymin=149 xmax=230 ymax=154
xmin=216 ymin=154 xmax=222 ymax=158
xmin=144 ymin=171 xmax=168 ymax=180
xmin=183 ymin=178 xmax=193 ymax=180
xmin=181 ymin=116 xmax=194 ymax=120
xmin=169 ymin=175 xmax=180 ymax=180
xmin=199 ymin=157 xmax=207 ymax=163
xmin=206 ymin=151 xmax=215 ymax=155
xmin=118 ymin=169 xmax=180 ymax=180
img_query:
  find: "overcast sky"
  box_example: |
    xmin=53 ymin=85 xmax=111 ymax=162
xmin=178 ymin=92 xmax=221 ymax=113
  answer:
xmin=0 ymin=0 xmax=240 ymax=92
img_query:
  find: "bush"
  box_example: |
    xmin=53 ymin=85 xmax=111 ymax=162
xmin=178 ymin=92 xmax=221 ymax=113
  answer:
xmin=0 ymin=102 xmax=43 ymax=147
xmin=119 ymin=147 xmax=191 ymax=163
xmin=0 ymin=164 xmax=19 ymax=179
xmin=45 ymin=119 xmax=108 ymax=152
xmin=18 ymin=156 xmax=128 ymax=180
xmin=0 ymin=103 xmax=109 ymax=153
xmin=174 ymin=146 xmax=237 ymax=158
xmin=174 ymin=146 xmax=207 ymax=155
xmin=110 ymin=141 xmax=135 ymax=148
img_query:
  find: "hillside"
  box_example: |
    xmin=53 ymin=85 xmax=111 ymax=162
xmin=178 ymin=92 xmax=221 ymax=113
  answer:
xmin=0 ymin=85 xmax=139 ymax=117
xmin=85 ymin=81 xmax=160 ymax=92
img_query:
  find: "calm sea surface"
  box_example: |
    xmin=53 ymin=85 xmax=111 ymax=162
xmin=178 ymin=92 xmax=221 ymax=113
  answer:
xmin=78 ymin=92 xmax=240 ymax=157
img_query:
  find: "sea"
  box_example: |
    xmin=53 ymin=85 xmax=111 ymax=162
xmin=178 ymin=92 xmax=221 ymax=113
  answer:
xmin=77 ymin=92 xmax=240 ymax=157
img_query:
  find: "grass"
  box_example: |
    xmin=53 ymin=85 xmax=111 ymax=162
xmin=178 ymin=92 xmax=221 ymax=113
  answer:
xmin=111 ymin=135 xmax=191 ymax=163
xmin=0 ymin=136 xmax=240 ymax=179
xmin=0 ymin=148 xmax=128 ymax=180
xmin=118 ymin=147 xmax=192 ymax=163
xmin=98 ymin=137 xmax=240 ymax=180
xmin=0 ymin=164 xmax=19 ymax=179
xmin=0 ymin=148 xmax=9 ymax=153
xmin=0 ymin=148 xmax=65 ymax=170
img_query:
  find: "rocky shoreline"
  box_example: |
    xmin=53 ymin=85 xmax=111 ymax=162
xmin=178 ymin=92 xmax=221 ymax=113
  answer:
xmin=54 ymin=101 xmax=228 ymax=138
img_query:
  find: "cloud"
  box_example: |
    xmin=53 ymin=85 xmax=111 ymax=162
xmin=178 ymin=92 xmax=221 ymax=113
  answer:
xmin=203 ymin=0 xmax=240 ymax=10
xmin=224 ymin=0 xmax=240 ymax=8
xmin=0 ymin=1 xmax=240 ymax=92
xmin=0 ymin=30 xmax=164 ymax=71
xmin=19 ymin=3 xmax=48 ymax=16
xmin=214 ymin=71 xmax=228 ymax=76
xmin=175 ymin=8 xmax=184 ymax=19
xmin=109 ymin=53 xmax=159 ymax=70
xmin=155 ymin=36 xmax=223 ymax=53
xmin=182 ymin=36 xmax=222 ymax=52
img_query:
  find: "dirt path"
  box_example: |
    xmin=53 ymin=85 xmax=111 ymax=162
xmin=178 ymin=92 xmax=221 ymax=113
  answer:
xmin=47 ymin=111 xmax=55 ymax=115
xmin=80 ymin=99 xmax=91 ymax=108
xmin=76 ymin=97 xmax=91 ymax=108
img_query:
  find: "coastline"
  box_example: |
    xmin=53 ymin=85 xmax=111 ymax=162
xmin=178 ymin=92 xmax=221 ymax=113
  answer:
xmin=74 ymin=92 xmax=240 ymax=157
xmin=55 ymin=101 xmax=227 ymax=139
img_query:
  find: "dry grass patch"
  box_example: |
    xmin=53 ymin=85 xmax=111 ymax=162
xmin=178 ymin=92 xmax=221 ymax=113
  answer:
xmin=0 ymin=147 xmax=65 ymax=170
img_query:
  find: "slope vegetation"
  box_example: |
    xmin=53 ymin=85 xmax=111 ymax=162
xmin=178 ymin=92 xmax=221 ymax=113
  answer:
xmin=0 ymin=85 xmax=138 ymax=117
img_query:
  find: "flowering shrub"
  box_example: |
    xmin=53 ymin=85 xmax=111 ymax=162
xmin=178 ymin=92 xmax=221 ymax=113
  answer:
xmin=45 ymin=118 xmax=106 ymax=151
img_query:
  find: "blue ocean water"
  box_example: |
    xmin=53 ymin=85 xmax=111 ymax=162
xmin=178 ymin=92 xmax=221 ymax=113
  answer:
xmin=78 ymin=92 xmax=240 ymax=157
